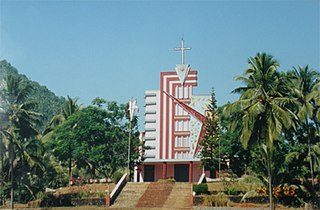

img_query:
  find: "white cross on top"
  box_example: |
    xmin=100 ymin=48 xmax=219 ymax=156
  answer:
xmin=174 ymin=38 xmax=191 ymax=64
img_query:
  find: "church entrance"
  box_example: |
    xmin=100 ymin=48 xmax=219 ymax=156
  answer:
xmin=144 ymin=165 xmax=155 ymax=182
xmin=174 ymin=164 xmax=189 ymax=182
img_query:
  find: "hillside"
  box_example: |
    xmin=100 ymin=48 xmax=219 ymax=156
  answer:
xmin=0 ymin=60 xmax=65 ymax=131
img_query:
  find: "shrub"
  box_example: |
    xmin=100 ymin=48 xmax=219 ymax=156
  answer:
xmin=204 ymin=193 xmax=231 ymax=207
xmin=158 ymin=178 xmax=176 ymax=182
xmin=112 ymin=171 xmax=124 ymax=184
xmin=226 ymin=187 xmax=239 ymax=195
xmin=193 ymin=183 xmax=208 ymax=195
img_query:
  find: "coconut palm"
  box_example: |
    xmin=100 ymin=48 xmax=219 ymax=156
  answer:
xmin=0 ymin=75 xmax=41 ymax=209
xmin=43 ymin=95 xmax=79 ymax=136
xmin=287 ymin=66 xmax=320 ymax=187
xmin=42 ymin=95 xmax=80 ymax=185
xmin=224 ymin=53 xmax=298 ymax=210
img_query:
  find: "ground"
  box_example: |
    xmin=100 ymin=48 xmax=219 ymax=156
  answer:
xmin=52 ymin=183 xmax=115 ymax=196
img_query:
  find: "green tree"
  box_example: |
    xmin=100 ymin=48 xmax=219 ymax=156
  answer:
xmin=0 ymin=74 xmax=42 ymax=209
xmin=199 ymin=88 xmax=220 ymax=178
xmin=42 ymin=95 xmax=79 ymax=145
xmin=48 ymin=95 xmax=79 ymax=128
xmin=225 ymin=53 xmax=298 ymax=210
xmin=46 ymin=102 xmax=132 ymax=181
xmin=0 ymin=60 xmax=65 ymax=132
xmin=287 ymin=66 xmax=320 ymax=187
xmin=218 ymin=104 xmax=251 ymax=176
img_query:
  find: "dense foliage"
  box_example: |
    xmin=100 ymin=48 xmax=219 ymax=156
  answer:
xmin=199 ymin=89 xmax=220 ymax=178
xmin=0 ymin=60 xmax=65 ymax=132
xmin=220 ymin=53 xmax=320 ymax=208
xmin=0 ymin=56 xmax=319 ymax=209
xmin=45 ymin=102 xmax=139 ymax=179
xmin=0 ymin=61 xmax=140 ymax=206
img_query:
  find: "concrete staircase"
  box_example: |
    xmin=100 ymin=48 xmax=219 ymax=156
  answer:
xmin=112 ymin=182 xmax=192 ymax=209
xmin=136 ymin=182 xmax=174 ymax=208
xmin=163 ymin=182 xmax=192 ymax=208
xmin=111 ymin=182 xmax=149 ymax=208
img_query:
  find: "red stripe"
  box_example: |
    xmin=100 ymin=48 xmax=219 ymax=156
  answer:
xmin=159 ymin=70 xmax=199 ymax=160
xmin=171 ymin=83 xmax=179 ymax=159
xmin=165 ymin=76 xmax=170 ymax=159
xmin=159 ymin=72 xmax=164 ymax=159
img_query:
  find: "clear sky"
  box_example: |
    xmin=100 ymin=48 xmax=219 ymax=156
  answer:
xmin=0 ymin=1 xmax=319 ymax=115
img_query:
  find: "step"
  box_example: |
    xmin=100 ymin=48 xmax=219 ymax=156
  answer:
xmin=163 ymin=183 xmax=192 ymax=208
xmin=136 ymin=182 xmax=175 ymax=208
xmin=111 ymin=182 xmax=149 ymax=208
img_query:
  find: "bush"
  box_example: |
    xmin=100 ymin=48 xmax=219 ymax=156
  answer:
xmin=226 ymin=187 xmax=240 ymax=195
xmin=158 ymin=178 xmax=176 ymax=182
xmin=193 ymin=183 xmax=208 ymax=195
xmin=112 ymin=171 xmax=124 ymax=184
xmin=40 ymin=193 xmax=73 ymax=207
xmin=204 ymin=193 xmax=231 ymax=207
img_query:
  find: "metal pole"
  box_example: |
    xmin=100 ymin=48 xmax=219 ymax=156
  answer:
xmin=181 ymin=39 xmax=184 ymax=64
xmin=127 ymin=120 xmax=132 ymax=180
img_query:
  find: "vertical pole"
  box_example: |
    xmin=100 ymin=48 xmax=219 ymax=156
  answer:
xmin=218 ymin=138 xmax=221 ymax=178
xmin=127 ymin=120 xmax=132 ymax=180
xmin=181 ymin=39 xmax=184 ymax=64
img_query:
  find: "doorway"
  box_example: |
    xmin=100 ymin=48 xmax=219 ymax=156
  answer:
xmin=174 ymin=164 xmax=189 ymax=182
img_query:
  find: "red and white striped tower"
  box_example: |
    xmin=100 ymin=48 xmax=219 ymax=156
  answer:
xmin=138 ymin=39 xmax=210 ymax=183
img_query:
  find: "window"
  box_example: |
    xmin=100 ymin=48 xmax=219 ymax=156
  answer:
xmin=175 ymin=136 xmax=189 ymax=148
xmin=175 ymin=120 xmax=189 ymax=131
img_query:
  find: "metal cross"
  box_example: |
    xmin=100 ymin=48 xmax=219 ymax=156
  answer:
xmin=174 ymin=38 xmax=191 ymax=64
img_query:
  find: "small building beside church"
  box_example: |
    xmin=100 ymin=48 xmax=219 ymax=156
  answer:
xmin=135 ymin=40 xmax=211 ymax=182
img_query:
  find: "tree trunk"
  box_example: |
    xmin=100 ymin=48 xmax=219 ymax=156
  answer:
xmin=308 ymin=141 xmax=314 ymax=187
xmin=267 ymin=148 xmax=273 ymax=210
xmin=10 ymin=145 xmax=14 ymax=210
xmin=68 ymin=143 xmax=72 ymax=186
xmin=306 ymin=118 xmax=314 ymax=187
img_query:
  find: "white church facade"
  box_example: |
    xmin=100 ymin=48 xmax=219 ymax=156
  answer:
xmin=135 ymin=40 xmax=211 ymax=182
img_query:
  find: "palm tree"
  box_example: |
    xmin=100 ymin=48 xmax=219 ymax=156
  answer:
xmin=42 ymin=95 xmax=80 ymax=185
xmin=224 ymin=53 xmax=298 ymax=210
xmin=287 ymin=66 xmax=320 ymax=187
xmin=43 ymin=95 xmax=79 ymax=136
xmin=0 ymin=74 xmax=41 ymax=209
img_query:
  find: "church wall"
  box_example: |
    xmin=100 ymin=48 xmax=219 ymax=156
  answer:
xmin=144 ymin=90 xmax=160 ymax=160
xmin=140 ymin=47 xmax=210 ymax=183
xmin=192 ymin=162 xmax=203 ymax=181
xmin=154 ymin=164 xmax=162 ymax=181
xmin=167 ymin=164 xmax=174 ymax=179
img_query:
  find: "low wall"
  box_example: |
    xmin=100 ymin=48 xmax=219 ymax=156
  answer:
xmin=71 ymin=198 xmax=105 ymax=206
xmin=109 ymin=173 xmax=127 ymax=205
xmin=193 ymin=195 xmax=268 ymax=206
xmin=193 ymin=207 xmax=268 ymax=210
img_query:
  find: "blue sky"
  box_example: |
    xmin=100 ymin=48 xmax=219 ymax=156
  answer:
xmin=0 ymin=1 xmax=319 ymax=114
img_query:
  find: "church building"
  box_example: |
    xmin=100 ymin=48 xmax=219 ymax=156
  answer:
xmin=135 ymin=40 xmax=211 ymax=182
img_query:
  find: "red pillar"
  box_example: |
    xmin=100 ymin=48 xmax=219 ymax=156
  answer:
xmin=189 ymin=161 xmax=193 ymax=183
xmin=105 ymin=194 xmax=110 ymax=206
xmin=162 ymin=162 xmax=167 ymax=179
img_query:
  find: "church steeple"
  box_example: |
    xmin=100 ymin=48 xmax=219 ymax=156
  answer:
xmin=174 ymin=38 xmax=191 ymax=65
xmin=174 ymin=39 xmax=191 ymax=85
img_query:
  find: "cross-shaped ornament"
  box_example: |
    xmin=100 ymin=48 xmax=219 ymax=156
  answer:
xmin=174 ymin=38 xmax=191 ymax=64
